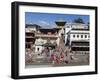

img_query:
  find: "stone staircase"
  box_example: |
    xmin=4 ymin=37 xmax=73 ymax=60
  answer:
xmin=59 ymin=36 xmax=69 ymax=52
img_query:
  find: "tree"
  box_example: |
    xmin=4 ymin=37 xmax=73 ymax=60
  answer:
xmin=73 ymin=17 xmax=84 ymax=24
xmin=87 ymin=22 xmax=90 ymax=30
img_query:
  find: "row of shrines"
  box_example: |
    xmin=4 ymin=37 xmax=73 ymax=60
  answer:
xmin=25 ymin=20 xmax=89 ymax=55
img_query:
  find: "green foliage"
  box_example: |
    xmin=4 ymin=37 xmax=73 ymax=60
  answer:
xmin=73 ymin=17 xmax=85 ymax=24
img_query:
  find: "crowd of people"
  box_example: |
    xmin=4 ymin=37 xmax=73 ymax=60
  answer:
xmin=42 ymin=46 xmax=73 ymax=64
xmin=25 ymin=46 xmax=74 ymax=65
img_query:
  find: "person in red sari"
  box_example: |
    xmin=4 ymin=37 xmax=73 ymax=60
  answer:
xmin=51 ymin=53 xmax=56 ymax=64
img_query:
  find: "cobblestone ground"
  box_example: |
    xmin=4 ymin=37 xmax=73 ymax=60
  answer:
xmin=25 ymin=53 xmax=89 ymax=68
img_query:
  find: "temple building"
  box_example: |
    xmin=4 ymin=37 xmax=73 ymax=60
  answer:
xmin=34 ymin=20 xmax=66 ymax=53
xmin=35 ymin=28 xmax=59 ymax=53
xmin=65 ymin=23 xmax=90 ymax=54
xmin=25 ymin=24 xmax=41 ymax=53
xmin=25 ymin=20 xmax=66 ymax=54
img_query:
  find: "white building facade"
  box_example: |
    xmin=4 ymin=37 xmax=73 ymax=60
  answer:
xmin=65 ymin=23 xmax=90 ymax=54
